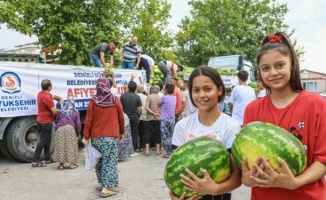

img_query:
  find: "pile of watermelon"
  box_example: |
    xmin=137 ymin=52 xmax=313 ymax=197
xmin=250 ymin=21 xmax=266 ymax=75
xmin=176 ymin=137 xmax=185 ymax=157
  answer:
xmin=164 ymin=136 xmax=231 ymax=197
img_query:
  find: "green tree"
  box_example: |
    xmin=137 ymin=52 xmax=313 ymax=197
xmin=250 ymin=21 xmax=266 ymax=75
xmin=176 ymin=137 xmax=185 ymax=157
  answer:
xmin=126 ymin=0 xmax=175 ymax=64
xmin=0 ymin=0 xmax=139 ymax=65
xmin=176 ymin=0 xmax=304 ymax=68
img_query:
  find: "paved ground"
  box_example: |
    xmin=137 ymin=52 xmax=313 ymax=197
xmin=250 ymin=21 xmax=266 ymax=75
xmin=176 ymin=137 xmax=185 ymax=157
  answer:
xmin=0 ymin=150 xmax=251 ymax=200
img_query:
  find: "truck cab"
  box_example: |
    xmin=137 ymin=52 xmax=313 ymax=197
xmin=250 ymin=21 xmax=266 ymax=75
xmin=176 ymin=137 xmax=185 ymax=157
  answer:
xmin=208 ymin=54 xmax=255 ymax=86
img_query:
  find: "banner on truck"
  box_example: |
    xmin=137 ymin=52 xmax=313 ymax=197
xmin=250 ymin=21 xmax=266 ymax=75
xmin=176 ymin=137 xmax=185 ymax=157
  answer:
xmin=0 ymin=62 xmax=146 ymax=117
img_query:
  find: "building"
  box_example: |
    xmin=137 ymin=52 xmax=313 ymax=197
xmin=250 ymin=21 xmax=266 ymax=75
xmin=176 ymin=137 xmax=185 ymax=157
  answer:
xmin=300 ymin=69 xmax=326 ymax=94
xmin=0 ymin=42 xmax=60 ymax=63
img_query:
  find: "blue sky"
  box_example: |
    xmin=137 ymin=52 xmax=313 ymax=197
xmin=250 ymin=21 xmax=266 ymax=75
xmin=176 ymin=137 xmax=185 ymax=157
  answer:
xmin=1 ymin=0 xmax=325 ymax=73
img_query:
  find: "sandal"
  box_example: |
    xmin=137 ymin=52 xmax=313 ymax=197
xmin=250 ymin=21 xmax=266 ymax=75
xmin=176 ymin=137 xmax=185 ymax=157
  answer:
xmin=32 ymin=162 xmax=47 ymax=167
xmin=162 ymin=154 xmax=170 ymax=158
xmin=45 ymin=159 xmax=55 ymax=164
xmin=100 ymin=189 xmax=118 ymax=197
xmin=95 ymin=183 xmax=103 ymax=191
xmin=69 ymin=164 xmax=78 ymax=169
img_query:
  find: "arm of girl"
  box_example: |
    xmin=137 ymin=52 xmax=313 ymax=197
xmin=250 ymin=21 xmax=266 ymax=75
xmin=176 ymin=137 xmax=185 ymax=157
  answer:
xmin=180 ymin=154 xmax=241 ymax=195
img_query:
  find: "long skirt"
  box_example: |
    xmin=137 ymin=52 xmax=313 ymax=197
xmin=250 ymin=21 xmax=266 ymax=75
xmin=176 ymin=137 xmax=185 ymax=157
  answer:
xmin=117 ymin=123 xmax=134 ymax=161
xmin=92 ymin=137 xmax=119 ymax=189
xmin=53 ymin=124 xmax=78 ymax=164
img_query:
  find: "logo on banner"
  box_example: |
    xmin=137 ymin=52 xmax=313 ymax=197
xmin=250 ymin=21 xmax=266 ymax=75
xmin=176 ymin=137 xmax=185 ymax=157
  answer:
xmin=0 ymin=72 xmax=22 ymax=94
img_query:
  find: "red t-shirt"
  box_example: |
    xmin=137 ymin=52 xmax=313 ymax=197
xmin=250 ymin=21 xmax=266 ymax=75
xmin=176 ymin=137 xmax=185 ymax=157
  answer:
xmin=36 ymin=91 xmax=55 ymax=123
xmin=173 ymin=87 xmax=182 ymax=114
xmin=243 ymin=91 xmax=326 ymax=200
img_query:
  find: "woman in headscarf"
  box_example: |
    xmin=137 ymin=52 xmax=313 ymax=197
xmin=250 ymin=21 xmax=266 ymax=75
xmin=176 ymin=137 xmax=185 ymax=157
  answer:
xmin=83 ymin=78 xmax=125 ymax=198
xmin=53 ymin=98 xmax=81 ymax=170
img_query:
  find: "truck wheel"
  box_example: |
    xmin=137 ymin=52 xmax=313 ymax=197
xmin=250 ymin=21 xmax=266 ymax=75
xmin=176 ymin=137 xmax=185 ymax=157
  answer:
xmin=6 ymin=117 xmax=54 ymax=162
xmin=0 ymin=139 xmax=17 ymax=161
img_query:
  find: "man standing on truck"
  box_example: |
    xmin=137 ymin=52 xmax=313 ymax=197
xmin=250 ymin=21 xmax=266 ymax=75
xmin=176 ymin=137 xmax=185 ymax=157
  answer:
xmin=90 ymin=41 xmax=118 ymax=74
xmin=32 ymin=79 xmax=64 ymax=167
xmin=120 ymin=36 xmax=142 ymax=69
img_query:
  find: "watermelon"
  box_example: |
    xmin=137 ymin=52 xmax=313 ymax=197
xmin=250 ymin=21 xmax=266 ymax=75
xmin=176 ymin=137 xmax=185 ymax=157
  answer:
xmin=153 ymin=68 xmax=161 ymax=75
xmin=164 ymin=136 xmax=231 ymax=197
xmin=231 ymin=121 xmax=307 ymax=176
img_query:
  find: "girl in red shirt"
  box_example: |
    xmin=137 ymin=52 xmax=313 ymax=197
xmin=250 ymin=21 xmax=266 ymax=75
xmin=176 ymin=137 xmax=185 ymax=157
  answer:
xmin=242 ymin=32 xmax=326 ymax=200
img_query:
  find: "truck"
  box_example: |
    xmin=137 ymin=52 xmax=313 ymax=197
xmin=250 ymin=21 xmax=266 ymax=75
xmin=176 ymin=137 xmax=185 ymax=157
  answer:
xmin=207 ymin=54 xmax=255 ymax=86
xmin=0 ymin=62 xmax=146 ymax=162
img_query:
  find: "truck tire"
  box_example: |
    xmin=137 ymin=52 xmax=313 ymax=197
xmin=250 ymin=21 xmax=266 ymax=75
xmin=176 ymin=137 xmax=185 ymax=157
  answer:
xmin=0 ymin=139 xmax=17 ymax=161
xmin=5 ymin=117 xmax=54 ymax=162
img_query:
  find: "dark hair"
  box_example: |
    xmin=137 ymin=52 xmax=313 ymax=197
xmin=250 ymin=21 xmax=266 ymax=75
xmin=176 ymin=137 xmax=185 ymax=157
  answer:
xmin=128 ymin=81 xmax=137 ymax=92
xmin=171 ymin=77 xmax=178 ymax=82
xmin=188 ymin=66 xmax=225 ymax=107
xmin=183 ymin=80 xmax=189 ymax=87
xmin=113 ymin=41 xmax=119 ymax=47
xmin=257 ymin=31 xmax=303 ymax=93
xmin=178 ymin=65 xmax=184 ymax=71
xmin=154 ymin=82 xmax=163 ymax=91
xmin=237 ymin=70 xmax=249 ymax=82
xmin=165 ymin=84 xmax=175 ymax=95
xmin=41 ymin=79 xmax=52 ymax=90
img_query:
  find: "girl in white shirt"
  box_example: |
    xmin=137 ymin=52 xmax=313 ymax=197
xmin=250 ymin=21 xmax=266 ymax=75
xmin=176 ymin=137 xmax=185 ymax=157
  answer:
xmin=169 ymin=66 xmax=241 ymax=200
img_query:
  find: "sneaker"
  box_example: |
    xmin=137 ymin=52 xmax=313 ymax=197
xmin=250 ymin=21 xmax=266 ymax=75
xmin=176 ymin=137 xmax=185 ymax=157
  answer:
xmin=129 ymin=152 xmax=139 ymax=157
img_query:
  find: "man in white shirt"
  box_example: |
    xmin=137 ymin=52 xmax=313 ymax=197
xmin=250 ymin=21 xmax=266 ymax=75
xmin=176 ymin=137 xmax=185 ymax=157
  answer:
xmin=139 ymin=54 xmax=155 ymax=85
xmin=228 ymin=70 xmax=256 ymax=125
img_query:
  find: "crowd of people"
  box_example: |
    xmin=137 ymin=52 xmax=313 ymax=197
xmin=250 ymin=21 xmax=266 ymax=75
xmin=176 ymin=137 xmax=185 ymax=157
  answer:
xmin=30 ymin=31 xmax=326 ymax=200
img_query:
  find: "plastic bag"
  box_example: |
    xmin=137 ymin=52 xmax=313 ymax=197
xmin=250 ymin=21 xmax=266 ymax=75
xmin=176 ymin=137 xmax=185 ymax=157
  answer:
xmin=85 ymin=145 xmax=102 ymax=171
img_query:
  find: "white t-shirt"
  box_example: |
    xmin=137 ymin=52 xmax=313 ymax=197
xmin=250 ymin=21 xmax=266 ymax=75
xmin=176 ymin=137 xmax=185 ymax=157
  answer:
xmin=257 ymin=89 xmax=267 ymax=98
xmin=141 ymin=55 xmax=155 ymax=66
xmin=172 ymin=113 xmax=241 ymax=149
xmin=111 ymin=88 xmax=120 ymax=98
xmin=229 ymin=85 xmax=256 ymax=125
xmin=181 ymin=90 xmax=197 ymax=117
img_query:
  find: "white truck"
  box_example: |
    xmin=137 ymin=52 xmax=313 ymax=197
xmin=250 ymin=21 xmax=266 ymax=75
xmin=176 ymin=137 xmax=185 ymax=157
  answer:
xmin=0 ymin=62 xmax=146 ymax=162
xmin=207 ymin=54 xmax=255 ymax=86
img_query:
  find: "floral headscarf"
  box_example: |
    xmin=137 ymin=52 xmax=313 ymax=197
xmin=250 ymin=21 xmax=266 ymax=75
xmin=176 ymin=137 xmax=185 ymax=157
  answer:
xmin=92 ymin=78 xmax=116 ymax=107
xmin=60 ymin=98 xmax=78 ymax=119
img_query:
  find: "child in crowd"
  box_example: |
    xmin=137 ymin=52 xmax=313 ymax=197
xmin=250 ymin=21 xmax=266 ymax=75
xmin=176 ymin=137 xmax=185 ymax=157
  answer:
xmin=242 ymin=32 xmax=326 ymax=200
xmin=169 ymin=66 xmax=242 ymax=200
xmin=158 ymin=84 xmax=176 ymax=158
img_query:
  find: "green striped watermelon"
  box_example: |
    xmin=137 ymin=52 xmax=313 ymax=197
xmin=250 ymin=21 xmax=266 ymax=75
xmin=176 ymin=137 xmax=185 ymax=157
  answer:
xmin=231 ymin=121 xmax=307 ymax=176
xmin=164 ymin=136 xmax=231 ymax=197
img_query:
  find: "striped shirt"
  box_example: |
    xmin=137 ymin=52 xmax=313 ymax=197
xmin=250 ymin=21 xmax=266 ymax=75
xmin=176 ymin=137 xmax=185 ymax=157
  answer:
xmin=123 ymin=42 xmax=142 ymax=62
xmin=145 ymin=93 xmax=161 ymax=121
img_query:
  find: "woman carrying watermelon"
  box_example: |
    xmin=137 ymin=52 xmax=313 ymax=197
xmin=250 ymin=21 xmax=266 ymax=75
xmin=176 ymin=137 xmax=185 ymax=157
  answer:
xmin=169 ymin=66 xmax=242 ymax=200
xmin=242 ymin=32 xmax=326 ymax=200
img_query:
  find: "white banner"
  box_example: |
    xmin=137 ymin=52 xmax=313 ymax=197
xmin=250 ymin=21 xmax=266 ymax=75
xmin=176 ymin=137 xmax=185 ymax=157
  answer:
xmin=0 ymin=62 xmax=146 ymax=117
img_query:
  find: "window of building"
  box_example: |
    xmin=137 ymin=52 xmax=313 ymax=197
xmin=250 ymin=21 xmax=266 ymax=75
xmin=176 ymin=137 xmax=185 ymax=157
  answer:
xmin=25 ymin=59 xmax=29 ymax=62
xmin=4 ymin=58 xmax=8 ymax=61
xmin=18 ymin=59 xmax=22 ymax=62
xmin=11 ymin=58 xmax=16 ymax=61
xmin=31 ymin=59 xmax=35 ymax=62
xmin=303 ymin=82 xmax=317 ymax=91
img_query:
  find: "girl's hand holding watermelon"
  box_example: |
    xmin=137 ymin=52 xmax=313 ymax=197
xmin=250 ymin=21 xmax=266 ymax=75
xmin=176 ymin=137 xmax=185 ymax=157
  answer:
xmin=180 ymin=168 xmax=220 ymax=195
xmin=249 ymin=156 xmax=299 ymax=190
xmin=168 ymin=189 xmax=202 ymax=200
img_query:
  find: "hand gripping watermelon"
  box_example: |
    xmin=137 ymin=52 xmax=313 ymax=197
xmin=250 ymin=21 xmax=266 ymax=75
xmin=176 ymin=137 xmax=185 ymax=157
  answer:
xmin=231 ymin=121 xmax=307 ymax=176
xmin=164 ymin=136 xmax=231 ymax=197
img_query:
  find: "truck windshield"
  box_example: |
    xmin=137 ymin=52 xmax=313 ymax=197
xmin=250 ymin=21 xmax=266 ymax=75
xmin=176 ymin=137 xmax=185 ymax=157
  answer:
xmin=208 ymin=56 xmax=238 ymax=69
